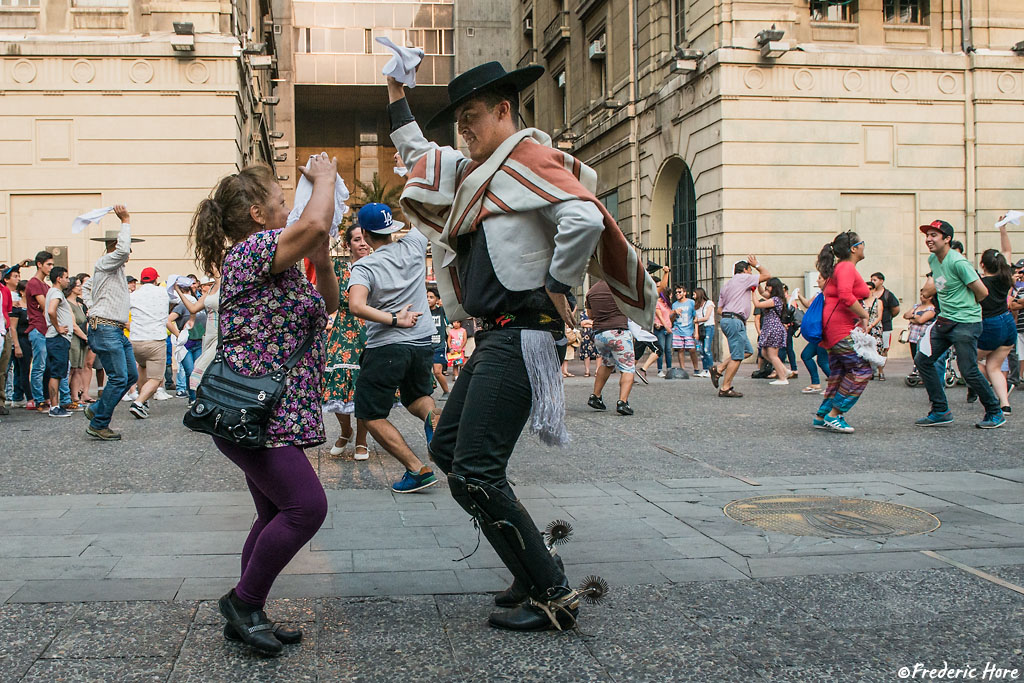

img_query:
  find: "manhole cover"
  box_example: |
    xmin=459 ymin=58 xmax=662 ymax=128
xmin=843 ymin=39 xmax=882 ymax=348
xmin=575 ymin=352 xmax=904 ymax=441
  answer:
xmin=724 ymin=495 xmax=940 ymax=538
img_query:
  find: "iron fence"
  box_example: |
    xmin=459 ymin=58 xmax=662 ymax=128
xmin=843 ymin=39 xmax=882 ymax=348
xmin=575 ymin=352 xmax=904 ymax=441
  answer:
xmin=630 ymin=232 xmax=718 ymax=301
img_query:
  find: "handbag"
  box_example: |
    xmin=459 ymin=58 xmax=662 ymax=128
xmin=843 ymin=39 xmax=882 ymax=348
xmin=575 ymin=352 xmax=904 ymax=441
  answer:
xmin=898 ymin=328 xmax=910 ymax=344
xmin=183 ymin=325 xmax=318 ymax=449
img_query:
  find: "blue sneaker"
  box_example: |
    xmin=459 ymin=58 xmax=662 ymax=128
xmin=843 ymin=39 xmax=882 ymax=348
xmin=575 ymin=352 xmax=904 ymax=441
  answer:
xmin=976 ymin=412 xmax=1006 ymax=429
xmin=916 ymin=411 xmax=954 ymax=427
xmin=824 ymin=415 xmax=854 ymax=433
xmin=812 ymin=417 xmax=827 ymax=429
xmin=48 ymin=406 xmax=72 ymax=418
xmin=393 ymin=468 xmax=438 ymax=494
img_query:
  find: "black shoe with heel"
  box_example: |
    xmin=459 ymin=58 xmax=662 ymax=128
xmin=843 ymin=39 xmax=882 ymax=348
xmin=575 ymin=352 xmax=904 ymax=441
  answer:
xmin=218 ymin=590 xmax=284 ymax=655
xmin=224 ymin=622 xmax=302 ymax=645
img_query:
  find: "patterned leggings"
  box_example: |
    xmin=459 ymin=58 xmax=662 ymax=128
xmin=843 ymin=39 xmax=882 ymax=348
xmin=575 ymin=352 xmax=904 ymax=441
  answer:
xmin=817 ymin=336 xmax=873 ymax=416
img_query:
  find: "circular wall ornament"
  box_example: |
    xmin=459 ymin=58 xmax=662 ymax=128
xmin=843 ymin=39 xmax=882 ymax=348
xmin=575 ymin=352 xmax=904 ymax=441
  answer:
xmin=185 ymin=61 xmax=210 ymax=85
xmin=842 ymin=70 xmax=863 ymax=92
xmin=793 ymin=69 xmax=814 ymax=91
xmin=12 ymin=60 xmax=37 ymax=84
xmin=997 ymin=72 xmax=1017 ymax=94
xmin=683 ymin=84 xmax=695 ymax=106
xmin=701 ymin=75 xmax=713 ymax=97
xmin=743 ymin=67 xmax=765 ymax=90
xmin=937 ymin=73 xmax=957 ymax=95
xmin=891 ymin=71 xmax=911 ymax=94
xmin=129 ymin=60 xmax=154 ymax=84
xmin=70 ymin=59 xmax=96 ymax=84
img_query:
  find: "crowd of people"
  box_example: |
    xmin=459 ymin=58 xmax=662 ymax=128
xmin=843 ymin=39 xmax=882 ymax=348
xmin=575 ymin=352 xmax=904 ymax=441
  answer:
xmin=0 ymin=56 xmax=1019 ymax=657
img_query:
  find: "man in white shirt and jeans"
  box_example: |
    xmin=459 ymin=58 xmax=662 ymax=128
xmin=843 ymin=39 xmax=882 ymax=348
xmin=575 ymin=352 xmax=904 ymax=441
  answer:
xmin=44 ymin=267 xmax=74 ymax=417
xmin=127 ymin=266 xmax=171 ymax=419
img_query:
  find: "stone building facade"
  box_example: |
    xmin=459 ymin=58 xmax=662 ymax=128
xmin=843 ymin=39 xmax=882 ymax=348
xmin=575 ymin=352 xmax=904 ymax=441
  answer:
xmin=0 ymin=0 xmax=281 ymax=278
xmin=516 ymin=0 xmax=1024 ymax=348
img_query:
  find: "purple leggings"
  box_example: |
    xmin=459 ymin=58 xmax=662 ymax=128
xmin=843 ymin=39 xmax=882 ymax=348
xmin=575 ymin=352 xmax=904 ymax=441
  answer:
xmin=214 ymin=437 xmax=328 ymax=606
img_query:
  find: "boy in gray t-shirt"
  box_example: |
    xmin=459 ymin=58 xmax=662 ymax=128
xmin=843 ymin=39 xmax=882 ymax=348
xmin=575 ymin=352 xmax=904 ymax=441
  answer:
xmin=44 ymin=267 xmax=75 ymax=417
xmin=346 ymin=203 xmax=439 ymax=494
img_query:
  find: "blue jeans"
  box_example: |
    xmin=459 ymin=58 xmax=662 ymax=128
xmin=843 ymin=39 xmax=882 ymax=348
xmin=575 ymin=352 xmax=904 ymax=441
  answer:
xmin=178 ymin=345 xmax=199 ymax=400
xmin=785 ymin=330 xmax=797 ymax=370
xmin=28 ymin=328 xmax=47 ymax=402
xmin=915 ymin=320 xmax=999 ymax=416
xmin=654 ymin=328 xmax=672 ymax=370
xmin=801 ymin=340 xmax=831 ymax=385
xmin=701 ymin=326 xmax=715 ymax=370
xmin=88 ymin=325 xmax=138 ymax=429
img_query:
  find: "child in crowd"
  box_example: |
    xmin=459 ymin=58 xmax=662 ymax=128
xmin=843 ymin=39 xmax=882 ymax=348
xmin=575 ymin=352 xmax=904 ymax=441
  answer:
xmin=903 ymin=289 xmax=937 ymax=372
xmin=670 ymin=285 xmax=699 ymax=372
xmin=446 ymin=319 xmax=466 ymax=379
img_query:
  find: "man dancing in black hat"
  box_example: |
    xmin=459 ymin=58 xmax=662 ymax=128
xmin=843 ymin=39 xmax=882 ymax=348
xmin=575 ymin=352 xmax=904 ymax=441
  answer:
xmin=386 ymin=62 xmax=656 ymax=631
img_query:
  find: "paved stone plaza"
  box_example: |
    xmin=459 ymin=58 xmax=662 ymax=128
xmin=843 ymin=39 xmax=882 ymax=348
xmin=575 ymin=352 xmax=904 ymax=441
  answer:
xmin=1 ymin=359 xmax=1021 ymax=681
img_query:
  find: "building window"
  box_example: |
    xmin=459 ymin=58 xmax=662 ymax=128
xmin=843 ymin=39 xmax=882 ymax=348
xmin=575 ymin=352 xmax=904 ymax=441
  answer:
xmin=883 ymin=0 xmax=926 ymax=24
xmin=672 ymin=0 xmax=685 ymax=47
xmin=0 ymin=0 xmax=41 ymax=5
xmin=588 ymin=30 xmax=607 ymax=104
xmin=555 ymin=69 xmax=567 ymax=128
xmin=810 ymin=0 xmax=857 ymax=22
xmin=406 ymin=29 xmax=454 ymax=55
xmin=71 ymin=0 xmax=129 ymax=5
xmin=600 ymin=190 xmax=619 ymax=223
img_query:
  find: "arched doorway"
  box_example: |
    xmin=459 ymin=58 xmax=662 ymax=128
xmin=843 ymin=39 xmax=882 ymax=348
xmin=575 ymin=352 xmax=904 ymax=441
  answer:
xmin=671 ymin=164 xmax=698 ymax=289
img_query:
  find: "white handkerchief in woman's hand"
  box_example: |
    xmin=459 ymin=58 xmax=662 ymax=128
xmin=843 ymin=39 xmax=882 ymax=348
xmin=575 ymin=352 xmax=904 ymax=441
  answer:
xmin=375 ymin=37 xmax=424 ymax=88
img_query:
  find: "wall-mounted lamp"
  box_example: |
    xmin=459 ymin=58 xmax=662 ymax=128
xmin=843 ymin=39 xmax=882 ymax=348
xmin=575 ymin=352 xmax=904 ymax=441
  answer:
xmin=756 ymin=25 xmax=788 ymax=59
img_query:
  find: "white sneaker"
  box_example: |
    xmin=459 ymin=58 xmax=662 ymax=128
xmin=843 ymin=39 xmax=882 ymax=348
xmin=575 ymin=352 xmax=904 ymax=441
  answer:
xmin=657 ymin=371 xmax=665 ymax=378
xmin=11 ymin=400 xmax=26 ymax=408
xmin=121 ymin=390 xmax=139 ymax=402
xmin=154 ymin=387 xmax=172 ymax=401
xmin=769 ymin=379 xmax=790 ymax=385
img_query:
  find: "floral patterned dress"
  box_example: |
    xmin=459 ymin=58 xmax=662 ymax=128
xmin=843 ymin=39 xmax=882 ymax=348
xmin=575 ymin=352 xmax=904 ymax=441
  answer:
xmin=219 ymin=229 xmax=328 ymax=448
xmin=578 ymin=312 xmax=597 ymax=360
xmin=323 ymin=257 xmax=366 ymax=415
xmin=757 ymin=296 xmax=787 ymax=349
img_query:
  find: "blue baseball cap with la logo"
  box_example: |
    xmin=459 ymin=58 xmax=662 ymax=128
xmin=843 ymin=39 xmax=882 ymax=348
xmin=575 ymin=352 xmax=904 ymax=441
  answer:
xmin=357 ymin=203 xmax=405 ymax=235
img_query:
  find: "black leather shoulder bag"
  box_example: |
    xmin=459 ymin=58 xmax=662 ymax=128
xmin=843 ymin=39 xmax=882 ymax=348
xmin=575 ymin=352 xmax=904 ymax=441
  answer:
xmin=183 ymin=322 xmax=318 ymax=449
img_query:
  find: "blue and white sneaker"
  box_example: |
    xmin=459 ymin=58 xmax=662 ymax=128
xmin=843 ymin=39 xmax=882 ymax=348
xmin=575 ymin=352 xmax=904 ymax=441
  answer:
xmin=976 ymin=412 xmax=1006 ymax=429
xmin=916 ymin=411 xmax=954 ymax=427
xmin=424 ymin=412 xmax=435 ymax=445
xmin=392 ymin=468 xmax=438 ymax=494
xmin=48 ymin=406 xmax=72 ymax=418
xmin=824 ymin=415 xmax=854 ymax=433
xmin=812 ymin=417 xmax=827 ymax=429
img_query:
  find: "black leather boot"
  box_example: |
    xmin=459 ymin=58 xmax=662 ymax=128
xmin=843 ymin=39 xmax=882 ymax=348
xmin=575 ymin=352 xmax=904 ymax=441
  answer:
xmin=488 ymin=585 xmax=580 ymax=631
xmin=224 ymin=622 xmax=303 ymax=645
xmin=218 ymin=590 xmax=284 ymax=655
xmin=494 ymin=553 xmax=565 ymax=608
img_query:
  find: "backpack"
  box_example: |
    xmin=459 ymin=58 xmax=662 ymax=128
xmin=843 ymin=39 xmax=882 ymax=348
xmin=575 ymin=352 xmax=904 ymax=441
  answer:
xmin=799 ymin=292 xmax=825 ymax=345
xmin=780 ymin=303 xmax=796 ymax=326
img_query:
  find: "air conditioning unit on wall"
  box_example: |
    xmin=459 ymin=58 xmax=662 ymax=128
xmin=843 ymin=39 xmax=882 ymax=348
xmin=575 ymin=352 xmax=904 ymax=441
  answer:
xmin=588 ymin=38 xmax=606 ymax=60
xmin=523 ymin=16 xmax=533 ymax=34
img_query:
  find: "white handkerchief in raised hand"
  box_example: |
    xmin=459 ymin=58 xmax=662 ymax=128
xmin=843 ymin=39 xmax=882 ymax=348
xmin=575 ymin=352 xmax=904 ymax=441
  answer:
xmin=287 ymin=162 xmax=350 ymax=238
xmin=376 ymin=36 xmax=424 ymax=88
xmin=995 ymin=211 xmax=1024 ymax=228
xmin=71 ymin=206 xmax=115 ymax=234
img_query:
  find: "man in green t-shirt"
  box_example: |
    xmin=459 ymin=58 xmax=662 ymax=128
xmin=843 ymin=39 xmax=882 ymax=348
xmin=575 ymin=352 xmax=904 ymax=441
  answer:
xmin=915 ymin=219 xmax=1004 ymax=429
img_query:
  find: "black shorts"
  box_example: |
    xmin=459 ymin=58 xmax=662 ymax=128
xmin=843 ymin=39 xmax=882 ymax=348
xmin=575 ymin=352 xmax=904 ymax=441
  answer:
xmin=355 ymin=343 xmax=434 ymax=420
xmin=45 ymin=335 xmax=71 ymax=380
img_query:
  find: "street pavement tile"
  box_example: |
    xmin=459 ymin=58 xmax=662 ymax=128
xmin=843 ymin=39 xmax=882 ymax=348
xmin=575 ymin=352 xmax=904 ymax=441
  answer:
xmin=980 ymin=468 xmax=1024 ymax=484
xmin=576 ymin=584 xmax=755 ymax=682
xmin=547 ymin=538 xmax=686 ymax=564
xmin=838 ymin=608 xmax=1024 ymax=669
xmin=74 ymin=512 xmax=257 ymax=535
xmin=651 ymin=558 xmax=751 ymax=582
xmin=194 ymin=597 xmax=317 ymax=625
xmin=40 ymin=601 xmax=195 ymax=659
xmin=563 ymin=560 xmax=676 ymax=586
xmin=0 ymin=580 xmax=24 ymax=604
xmin=398 ymin=508 xmax=474 ymax=527
xmin=945 ymin=549 xmax=1024 ymax=567
xmin=81 ymin=531 xmax=246 ymax=557
xmin=867 ymin=567 xmax=1024 ymax=613
xmin=0 ymin=556 xmax=117 ymax=580
xmin=745 ymin=550 xmax=948 ymax=579
xmin=311 ymin=525 xmax=442 ymax=551
xmin=969 ymin=504 xmax=1024 ymax=524
xmin=170 ymin=621 xmax=317 ymax=683
xmin=20 ymin=657 xmax=173 ymax=682
xmin=0 ymin=494 xmax=132 ymax=510
xmin=107 ymin=553 xmax=242 ymax=579
xmin=9 ymin=578 xmax=183 ymax=603
xmin=662 ymin=535 xmax=752 ymax=559
xmin=281 ymin=550 xmax=354 ymax=574
xmin=759 ymin=573 xmax=947 ymax=629
xmin=351 ymin=547 xmax=469 ymax=573
xmin=0 ymin=516 xmax=84 ymax=535
xmin=0 ymin=534 xmax=95 ymax=558
xmin=453 ymin=568 xmax=510 ymax=594
xmin=0 ymin=603 xmax=79 ymax=683
xmin=435 ymin=594 xmax=608 ymax=682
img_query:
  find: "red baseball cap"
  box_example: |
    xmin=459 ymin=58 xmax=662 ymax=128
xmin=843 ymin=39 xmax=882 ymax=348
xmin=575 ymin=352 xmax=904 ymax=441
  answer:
xmin=919 ymin=220 xmax=954 ymax=238
xmin=140 ymin=267 xmax=159 ymax=283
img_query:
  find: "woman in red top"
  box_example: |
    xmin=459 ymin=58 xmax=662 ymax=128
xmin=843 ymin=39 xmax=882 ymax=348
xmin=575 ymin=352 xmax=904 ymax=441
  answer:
xmin=814 ymin=231 xmax=872 ymax=433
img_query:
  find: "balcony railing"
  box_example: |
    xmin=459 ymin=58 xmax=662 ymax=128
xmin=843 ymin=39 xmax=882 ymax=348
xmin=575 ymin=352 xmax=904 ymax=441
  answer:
xmin=517 ymin=48 xmax=537 ymax=70
xmin=542 ymin=11 xmax=569 ymax=56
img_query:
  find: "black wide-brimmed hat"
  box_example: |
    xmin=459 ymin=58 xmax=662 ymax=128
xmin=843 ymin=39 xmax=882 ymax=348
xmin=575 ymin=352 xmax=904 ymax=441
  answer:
xmin=426 ymin=61 xmax=544 ymax=129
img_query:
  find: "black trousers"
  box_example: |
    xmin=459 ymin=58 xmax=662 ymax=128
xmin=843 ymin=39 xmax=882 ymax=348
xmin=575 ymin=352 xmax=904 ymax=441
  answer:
xmin=428 ymin=328 xmax=567 ymax=597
